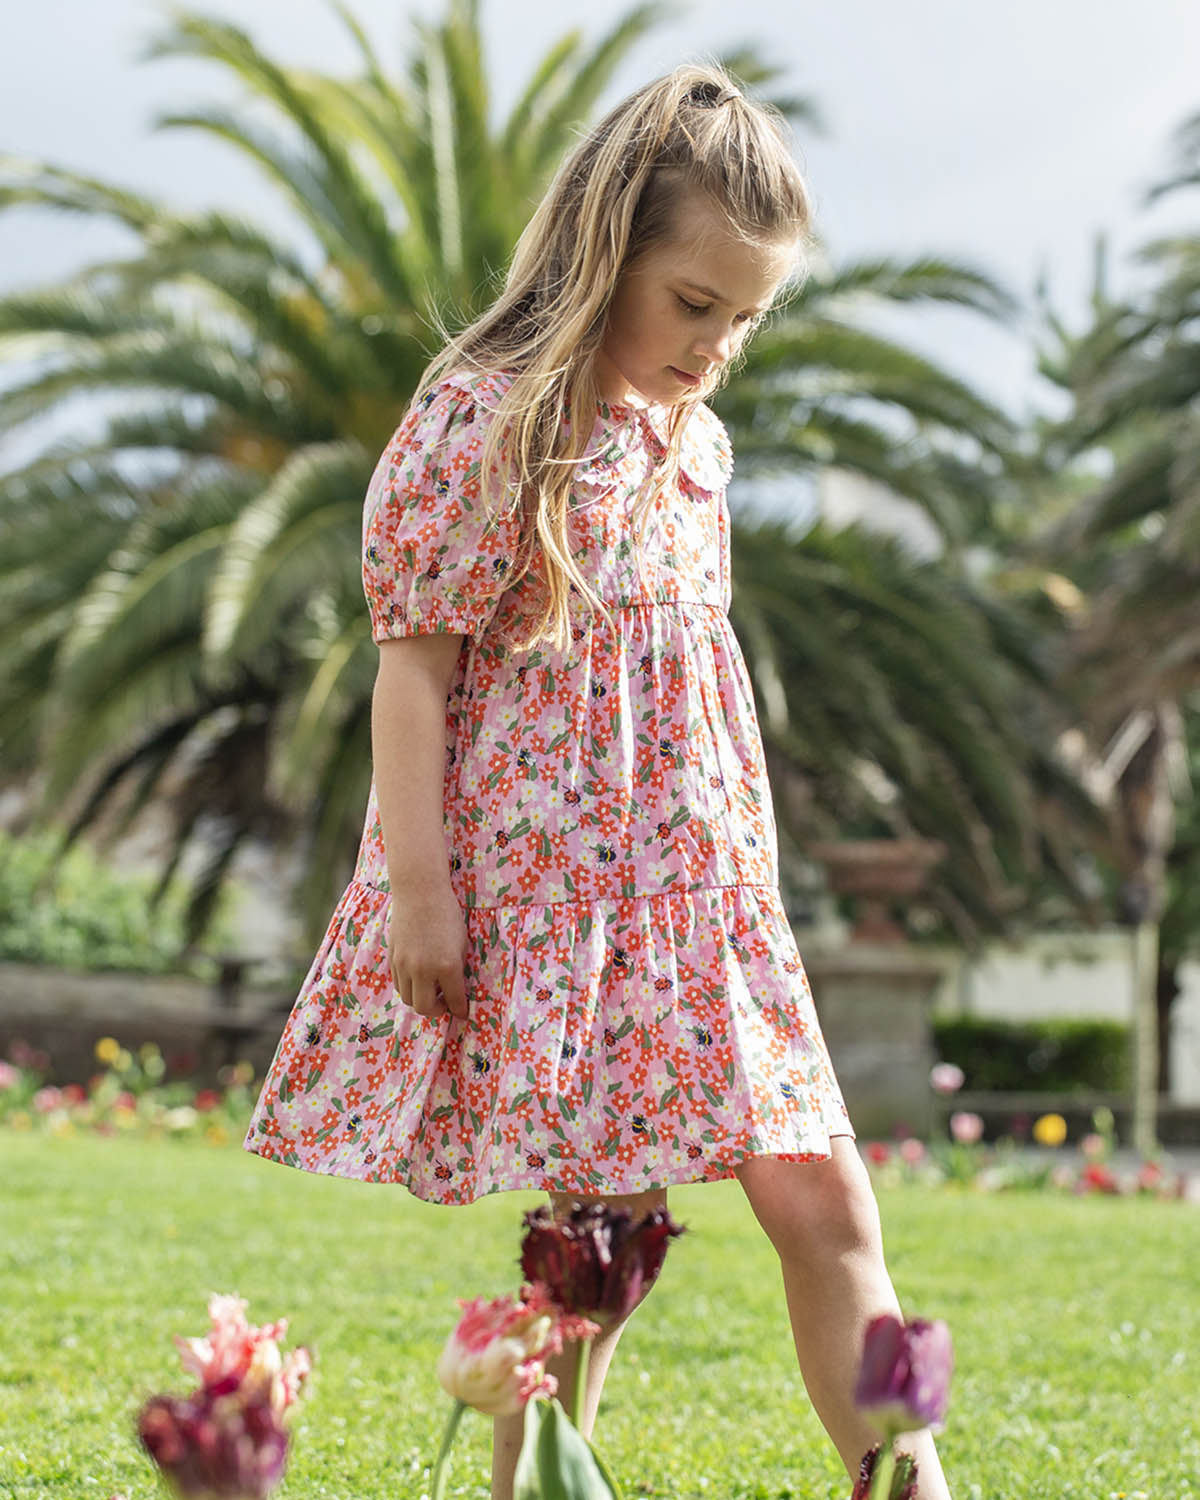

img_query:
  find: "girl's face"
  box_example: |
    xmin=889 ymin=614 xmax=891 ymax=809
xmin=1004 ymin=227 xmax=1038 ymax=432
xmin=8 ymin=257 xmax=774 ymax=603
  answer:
xmin=595 ymin=188 xmax=796 ymax=408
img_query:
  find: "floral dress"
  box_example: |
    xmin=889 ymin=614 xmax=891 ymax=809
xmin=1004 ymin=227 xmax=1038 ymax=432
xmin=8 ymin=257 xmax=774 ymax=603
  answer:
xmin=242 ymin=366 xmax=853 ymax=1205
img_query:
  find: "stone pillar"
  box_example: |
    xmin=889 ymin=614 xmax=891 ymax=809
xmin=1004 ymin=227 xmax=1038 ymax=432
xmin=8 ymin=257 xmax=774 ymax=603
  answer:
xmin=804 ymin=942 xmax=949 ymax=1140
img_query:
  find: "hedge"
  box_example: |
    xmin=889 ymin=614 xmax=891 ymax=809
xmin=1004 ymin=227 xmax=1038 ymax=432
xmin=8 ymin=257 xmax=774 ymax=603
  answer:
xmin=931 ymin=1015 xmax=1131 ymax=1093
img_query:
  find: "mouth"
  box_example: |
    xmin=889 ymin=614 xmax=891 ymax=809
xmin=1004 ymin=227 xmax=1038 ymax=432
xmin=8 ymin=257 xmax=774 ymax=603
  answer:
xmin=669 ymin=367 xmax=704 ymax=387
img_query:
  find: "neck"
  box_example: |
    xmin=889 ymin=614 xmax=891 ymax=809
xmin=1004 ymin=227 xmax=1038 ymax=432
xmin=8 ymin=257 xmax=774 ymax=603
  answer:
xmin=592 ymin=350 xmax=648 ymax=408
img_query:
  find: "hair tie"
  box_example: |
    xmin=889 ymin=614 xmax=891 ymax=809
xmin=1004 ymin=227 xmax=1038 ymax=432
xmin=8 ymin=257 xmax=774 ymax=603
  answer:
xmin=686 ymin=80 xmax=739 ymax=108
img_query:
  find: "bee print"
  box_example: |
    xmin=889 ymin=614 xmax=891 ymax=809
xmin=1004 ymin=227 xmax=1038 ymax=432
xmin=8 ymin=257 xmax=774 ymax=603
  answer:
xmin=365 ymin=541 xmax=382 ymax=568
xmin=450 ymin=853 xmax=462 ymax=873
xmin=526 ymin=1151 xmax=546 ymax=1170
xmin=704 ymin=567 xmax=716 ymax=583
xmin=347 ymin=1112 xmax=362 ymax=1131
xmin=631 ymin=1115 xmax=649 ymax=1136
xmin=434 ymin=474 xmax=451 ymax=500
xmin=744 ymin=833 xmax=758 ymax=849
xmin=305 ymin=1022 xmax=321 ymax=1047
xmin=469 ymin=1050 xmax=490 ymax=1077
xmin=591 ymin=680 xmax=607 ymax=700
xmin=779 ymin=1082 xmax=797 ymax=1101
xmin=659 ymin=738 xmax=675 ymax=761
xmin=691 ymin=1025 xmax=713 ymax=1048
xmin=561 ymin=1038 xmax=578 ymax=1061
xmin=564 ymin=787 xmax=581 ymax=806
xmin=419 ymin=388 xmax=438 ymax=410
xmin=639 ymin=653 xmax=654 ymax=674
xmin=596 ymin=843 xmax=617 ymax=865
xmin=434 ymin=1162 xmax=453 ymax=1182
xmin=357 ymin=1023 xmax=371 ymax=1043
xmin=612 ymin=947 xmax=630 ymax=975
xmin=492 ymin=557 xmax=510 ymax=581
xmin=687 ymin=1143 xmax=704 ymax=1160
xmin=516 ymin=749 xmax=535 ymax=771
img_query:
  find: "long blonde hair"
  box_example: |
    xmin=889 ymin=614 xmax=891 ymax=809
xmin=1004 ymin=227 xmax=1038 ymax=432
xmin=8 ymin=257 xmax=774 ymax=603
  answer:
xmin=414 ymin=61 xmax=813 ymax=651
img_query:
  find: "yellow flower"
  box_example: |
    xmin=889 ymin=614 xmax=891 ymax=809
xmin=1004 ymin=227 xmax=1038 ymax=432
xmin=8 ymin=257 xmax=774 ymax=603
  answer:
xmin=95 ymin=1037 xmax=121 ymax=1065
xmin=113 ymin=1048 xmax=133 ymax=1072
xmin=1033 ymin=1112 xmax=1068 ymax=1147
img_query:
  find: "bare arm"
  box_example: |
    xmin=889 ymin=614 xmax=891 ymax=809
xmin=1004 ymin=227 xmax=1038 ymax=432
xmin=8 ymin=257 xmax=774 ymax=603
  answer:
xmin=372 ymin=633 xmax=471 ymax=1019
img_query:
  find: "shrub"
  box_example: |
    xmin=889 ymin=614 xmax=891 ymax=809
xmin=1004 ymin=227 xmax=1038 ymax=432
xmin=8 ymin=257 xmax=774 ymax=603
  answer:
xmin=931 ymin=1016 xmax=1130 ymax=1093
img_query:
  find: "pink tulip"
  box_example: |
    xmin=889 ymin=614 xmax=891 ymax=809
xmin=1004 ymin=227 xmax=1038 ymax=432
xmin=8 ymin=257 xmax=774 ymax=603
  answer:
xmin=32 ymin=1085 xmax=63 ymax=1113
xmin=949 ymin=1111 xmax=984 ymax=1145
xmin=929 ymin=1063 xmax=965 ymax=1095
xmin=174 ymin=1294 xmax=310 ymax=1416
xmin=436 ymin=1282 xmax=571 ymax=1417
xmin=855 ymin=1313 xmax=953 ymax=1439
xmin=866 ymin=1142 xmax=892 ymax=1167
xmin=1080 ymin=1133 xmax=1106 ymax=1161
xmin=0 ymin=1060 xmax=20 ymax=1091
xmin=898 ymin=1139 xmax=926 ymax=1167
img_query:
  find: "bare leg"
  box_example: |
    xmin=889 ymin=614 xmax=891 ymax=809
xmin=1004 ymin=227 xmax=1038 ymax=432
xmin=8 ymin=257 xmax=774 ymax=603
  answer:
xmin=490 ymin=1186 xmax=666 ymax=1500
xmin=735 ymin=1140 xmax=952 ymax=1499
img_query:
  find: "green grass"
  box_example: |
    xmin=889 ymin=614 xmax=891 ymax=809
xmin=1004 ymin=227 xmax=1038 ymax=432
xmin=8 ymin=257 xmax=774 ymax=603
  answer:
xmin=2 ymin=1134 xmax=1197 ymax=1500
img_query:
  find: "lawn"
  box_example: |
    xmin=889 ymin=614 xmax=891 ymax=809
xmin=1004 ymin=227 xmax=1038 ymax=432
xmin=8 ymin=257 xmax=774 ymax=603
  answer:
xmin=2 ymin=1133 xmax=1197 ymax=1500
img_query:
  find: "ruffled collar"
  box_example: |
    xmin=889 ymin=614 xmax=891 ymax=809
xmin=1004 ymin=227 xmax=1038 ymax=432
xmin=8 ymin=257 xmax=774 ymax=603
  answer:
xmin=580 ymin=394 xmax=733 ymax=495
xmin=435 ymin=366 xmax=733 ymax=495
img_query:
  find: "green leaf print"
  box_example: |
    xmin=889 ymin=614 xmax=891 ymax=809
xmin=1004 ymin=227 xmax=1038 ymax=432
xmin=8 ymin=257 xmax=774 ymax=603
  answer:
xmin=563 ymin=871 xmax=575 ymax=893
xmin=670 ymin=807 xmax=691 ymax=827
xmin=277 ymin=1075 xmax=292 ymax=1102
xmin=537 ymin=831 xmax=552 ymax=859
xmin=510 ymin=817 xmax=532 ymax=837
xmin=345 ymin=919 xmax=359 ymax=945
xmin=660 ymin=1084 xmax=680 ymax=1110
xmin=581 ymin=1077 xmax=592 ymax=1106
xmin=700 ymin=1080 xmax=723 ymax=1109
xmin=557 ymin=1094 xmax=577 ymax=1122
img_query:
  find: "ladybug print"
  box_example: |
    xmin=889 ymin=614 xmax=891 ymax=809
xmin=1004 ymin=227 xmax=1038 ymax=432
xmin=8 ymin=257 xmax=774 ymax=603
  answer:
xmin=243 ymin=366 xmax=854 ymax=1205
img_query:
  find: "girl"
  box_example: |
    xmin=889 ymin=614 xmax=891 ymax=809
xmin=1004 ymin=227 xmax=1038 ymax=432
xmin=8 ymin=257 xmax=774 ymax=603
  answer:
xmin=244 ymin=62 xmax=953 ymax=1500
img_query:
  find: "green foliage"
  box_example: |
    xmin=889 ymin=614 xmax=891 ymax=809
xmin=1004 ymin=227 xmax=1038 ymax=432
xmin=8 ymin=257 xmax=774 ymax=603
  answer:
xmin=0 ymin=827 xmax=241 ymax=975
xmin=932 ymin=1014 xmax=1130 ymax=1093
xmin=4 ymin=1134 xmax=1198 ymax=1497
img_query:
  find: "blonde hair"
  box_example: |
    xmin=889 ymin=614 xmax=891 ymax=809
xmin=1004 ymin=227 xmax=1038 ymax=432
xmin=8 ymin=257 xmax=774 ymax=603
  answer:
xmin=414 ymin=61 xmax=813 ymax=651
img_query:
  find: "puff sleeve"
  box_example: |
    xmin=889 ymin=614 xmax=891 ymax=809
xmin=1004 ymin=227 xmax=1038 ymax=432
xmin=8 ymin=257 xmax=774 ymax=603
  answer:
xmin=362 ymin=380 xmax=520 ymax=641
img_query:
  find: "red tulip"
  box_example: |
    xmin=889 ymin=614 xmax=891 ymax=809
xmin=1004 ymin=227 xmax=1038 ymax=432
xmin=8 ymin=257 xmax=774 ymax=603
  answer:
xmin=137 ymin=1388 xmax=289 ymax=1500
xmin=851 ymin=1444 xmax=918 ymax=1499
xmin=520 ymin=1202 xmax=685 ymax=1324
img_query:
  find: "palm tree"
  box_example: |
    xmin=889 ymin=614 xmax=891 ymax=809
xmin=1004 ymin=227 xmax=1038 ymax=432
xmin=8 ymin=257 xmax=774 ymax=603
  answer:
xmin=0 ymin=0 xmax=1071 ymax=954
xmin=1028 ymin=110 xmax=1200 ymax=1148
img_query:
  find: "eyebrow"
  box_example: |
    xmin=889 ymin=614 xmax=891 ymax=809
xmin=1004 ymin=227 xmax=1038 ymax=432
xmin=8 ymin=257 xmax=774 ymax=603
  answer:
xmin=679 ymin=279 xmax=770 ymax=315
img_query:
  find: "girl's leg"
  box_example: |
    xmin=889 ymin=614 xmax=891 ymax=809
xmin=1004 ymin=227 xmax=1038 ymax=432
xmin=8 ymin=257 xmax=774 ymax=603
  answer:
xmin=734 ymin=1140 xmax=952 ymax=1500
xmin=490 ymin=1186 xmax=666 ymax=1500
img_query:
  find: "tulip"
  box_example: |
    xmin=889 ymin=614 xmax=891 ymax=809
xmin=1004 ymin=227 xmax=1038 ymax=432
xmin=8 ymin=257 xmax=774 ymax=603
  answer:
xmin=855 ymin=1314 xmax=953 ymax=1438
xmin=1033 ymin=1112 xmax=1067 ymax=1147
xmin=948 ymin=1111 xmax=983 ymax=1145
xmin=436 ymin=1282 xmax=563 ymax=1418
xmin=929 ymin=1063 xmax=964 ymax=1095
xmin=898 ymin=1139 xmax=926 ymax=1168
xmin=137 ymin=1388 xmax=289 ymax=1500
xmin=866 ymin=1142 xmax=891 ymax=1166
xmin=851 ymin=1444 xmax=918 ymax=1500
xmin=520 ymin=1202 xmax=686 ymax=1326
xmin=173 ymin=1294 xmax=309 ymax=1413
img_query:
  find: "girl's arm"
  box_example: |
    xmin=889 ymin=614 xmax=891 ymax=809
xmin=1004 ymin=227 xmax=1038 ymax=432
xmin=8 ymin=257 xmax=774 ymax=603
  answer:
xmin=372 ymin=633 xmax=471 ymax=1019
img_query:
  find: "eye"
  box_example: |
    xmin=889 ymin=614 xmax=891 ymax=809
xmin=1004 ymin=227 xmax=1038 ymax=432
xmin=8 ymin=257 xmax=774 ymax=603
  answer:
xmin=676 ymin=294 xmax=710 ymax=316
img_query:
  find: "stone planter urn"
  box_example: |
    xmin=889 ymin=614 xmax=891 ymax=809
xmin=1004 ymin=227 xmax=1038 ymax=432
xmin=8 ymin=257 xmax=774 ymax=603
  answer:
xmin=806 ymin=836 xmax=946 ymax=943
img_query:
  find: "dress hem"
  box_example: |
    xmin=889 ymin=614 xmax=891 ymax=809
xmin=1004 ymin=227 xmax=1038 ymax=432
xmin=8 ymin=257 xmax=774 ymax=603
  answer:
xmin=240 ymin=1129 xmax=859 ymax=1208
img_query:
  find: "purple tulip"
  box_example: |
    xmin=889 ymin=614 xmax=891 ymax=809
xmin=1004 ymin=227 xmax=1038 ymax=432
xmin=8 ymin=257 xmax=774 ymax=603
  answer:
xmin=854 ymin=1314 xmax=953 ymax=1439
xmin=520 ymin=1202 xmax=685 ymax=1324
xmin=137 ymin=1388 xmax=289 ymax=1500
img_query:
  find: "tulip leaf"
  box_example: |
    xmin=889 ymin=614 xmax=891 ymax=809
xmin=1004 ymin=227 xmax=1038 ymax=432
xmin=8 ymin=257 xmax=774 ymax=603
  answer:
xmin=513 ymin=1397 xmax=622 ymax=1500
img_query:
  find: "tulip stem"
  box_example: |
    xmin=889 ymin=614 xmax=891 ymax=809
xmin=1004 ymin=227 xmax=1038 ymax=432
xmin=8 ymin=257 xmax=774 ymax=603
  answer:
xmin=571 ymin=1336 xmax=592 ymax=1433
xmin=870 ymin=1443 xmax=897 ymax=1500
xmin=431 ymin=1397 xmax=465 ymax=1500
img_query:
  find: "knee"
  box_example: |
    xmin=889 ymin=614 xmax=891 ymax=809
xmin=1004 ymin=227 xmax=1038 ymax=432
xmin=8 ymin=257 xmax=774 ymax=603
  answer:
xmin=736 ymin=1144 xmax=883 ymax=1266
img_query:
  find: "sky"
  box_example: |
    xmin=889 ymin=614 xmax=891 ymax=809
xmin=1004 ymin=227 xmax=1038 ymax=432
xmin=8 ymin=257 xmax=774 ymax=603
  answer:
xmin=2 ymin=0 xmax=1199 ymax=429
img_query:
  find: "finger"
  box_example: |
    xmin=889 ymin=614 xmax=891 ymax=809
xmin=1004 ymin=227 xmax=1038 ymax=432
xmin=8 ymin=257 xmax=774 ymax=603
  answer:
xmin=438 ymin=968 xmax=469 ymax=1021
xmin=412 ymin=976 xmax=447 ymax=1019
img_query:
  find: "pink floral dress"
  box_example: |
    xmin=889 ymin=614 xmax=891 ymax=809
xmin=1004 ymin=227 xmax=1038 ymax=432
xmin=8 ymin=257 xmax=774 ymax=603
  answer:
xmin=243 ymin=367 xmax=853 ymax=1204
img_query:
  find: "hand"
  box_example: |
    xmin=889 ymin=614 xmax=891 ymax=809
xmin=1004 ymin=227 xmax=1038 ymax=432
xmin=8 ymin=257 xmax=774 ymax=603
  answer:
xmin=386 ymin=881 xmax=470 ymax=1020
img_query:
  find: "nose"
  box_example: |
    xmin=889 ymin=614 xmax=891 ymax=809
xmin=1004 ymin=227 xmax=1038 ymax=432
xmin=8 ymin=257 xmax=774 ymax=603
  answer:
xmin=693 ymin=324 xmax=734 ymax=368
